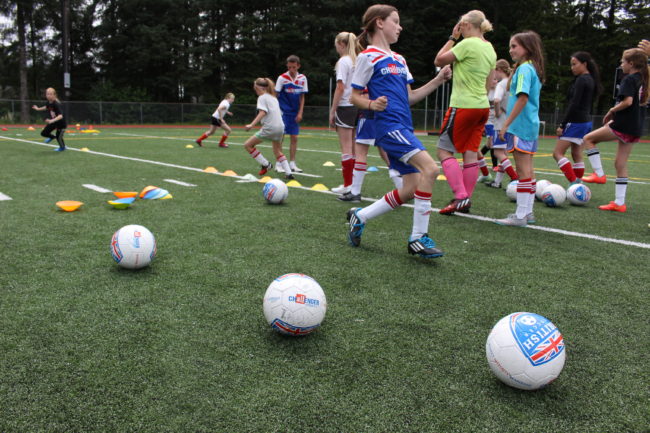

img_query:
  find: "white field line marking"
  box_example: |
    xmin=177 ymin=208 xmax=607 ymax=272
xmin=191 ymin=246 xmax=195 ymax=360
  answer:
xmin=163 ymin=179 xmax=196 ymax=187
xmin=0 ymin=192 xmax=12 ymax=201
xmin=7 ymin=135 xmax=650 ymax=250
xmin=82 ymin=184 xmax=112 ymax=193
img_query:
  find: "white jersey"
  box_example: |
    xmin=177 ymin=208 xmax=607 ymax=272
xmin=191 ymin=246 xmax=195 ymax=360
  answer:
xmin=493 ymin=78 xmax=509 ymax=131
xmin=486 ymin=88 xmax=496 ymax=125
xmin=212 ymin=99 xmax=230 ymax=120
xmin=256 ymin=93 xmax=284 ymax=139
xmin=335 ymin=55 xmax=355 ymax=107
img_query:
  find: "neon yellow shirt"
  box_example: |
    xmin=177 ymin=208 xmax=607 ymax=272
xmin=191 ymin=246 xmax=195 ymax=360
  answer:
xmin=449 ymin=37 xmax=497 ymax=108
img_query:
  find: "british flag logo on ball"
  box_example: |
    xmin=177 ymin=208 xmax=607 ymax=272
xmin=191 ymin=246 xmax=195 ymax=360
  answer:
xmin=509 ymin=312 xmax=565 ymax=367
xmin=110 ymin=231 xmax=123 ymax=262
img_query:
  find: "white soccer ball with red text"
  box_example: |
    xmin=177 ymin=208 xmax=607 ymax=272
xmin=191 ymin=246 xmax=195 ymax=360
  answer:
xmin=542 ymin=184 xmax=566 ymax=207
xmin=262 ymin=179 xmax=288 ymax=204
xmin=263 ymin=273 xmax=327 ymax=336
xmin=486 ymin=312 xmax=566 ymax=390
xmin=110 ymin=224 xmax=157 ymax=269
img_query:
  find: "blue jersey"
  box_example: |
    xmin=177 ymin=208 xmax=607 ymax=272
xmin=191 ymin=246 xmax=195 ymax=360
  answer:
xmin=351 ymin=46 xmax=414 ymax=140
xmin=275 ymin=72 xmax=308 ymax=115
xmin=506 ymin=62 xmax=542 ymax=141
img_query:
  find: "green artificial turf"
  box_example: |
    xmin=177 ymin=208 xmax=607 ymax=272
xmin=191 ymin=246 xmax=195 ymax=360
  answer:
xmin=0 ymin=127 xmax=648 ymax=432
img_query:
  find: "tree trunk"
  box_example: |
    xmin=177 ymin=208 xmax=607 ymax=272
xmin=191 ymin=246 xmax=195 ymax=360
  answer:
xmin=17 ymin=1 xmax=29 ymax=123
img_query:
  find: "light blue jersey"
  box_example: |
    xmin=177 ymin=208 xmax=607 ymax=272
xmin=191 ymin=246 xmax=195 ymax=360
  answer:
xmin=506 ymin=62 xmax=542 ymax=141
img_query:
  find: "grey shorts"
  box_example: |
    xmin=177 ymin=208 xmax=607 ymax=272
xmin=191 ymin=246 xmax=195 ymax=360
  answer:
xmin=335 ymin=106 xmax=358 ymax=129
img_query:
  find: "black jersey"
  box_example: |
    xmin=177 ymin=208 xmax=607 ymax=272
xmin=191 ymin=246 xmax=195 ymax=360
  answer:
xmin=610 ymin=72 xmax=643 ymax=137
xmin=560 ymin=74 xmax=595 ymax=128
xmin=45 ymin=100 xmax=67 ymax=128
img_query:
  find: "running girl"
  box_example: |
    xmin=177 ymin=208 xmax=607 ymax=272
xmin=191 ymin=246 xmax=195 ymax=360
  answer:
xmin=329 ymin=32 xmax=359 ymax=197
xmin=434 ymin=10 xmax=497 ymax=215
xmin=495 ymin=31 xmax=545 ymax=227
xmin=346 ymin=4 xmax=451 ymax=259
xmin=552 ymin=52 xmax=600 ymax=185
xmin=582 ymin=48 xmax=649 ymax=212
xmin=32 ymin=87 xmax=67 ymax=151
xmin=244 ymin=78 xmax=294 ymax=179
xmin=196 ymin=93 xmax=235 ymax=148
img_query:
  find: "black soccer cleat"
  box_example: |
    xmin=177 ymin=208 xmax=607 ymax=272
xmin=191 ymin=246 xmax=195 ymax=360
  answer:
xmin=408 ymin=234 xmax=444 ymax=258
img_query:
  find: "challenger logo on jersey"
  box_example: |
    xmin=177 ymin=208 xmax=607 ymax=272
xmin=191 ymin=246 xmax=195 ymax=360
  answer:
xmin=509 ymin=313 xmax=565 ymax=366
xmin=381 ymin=63 xmax=407 ymax=76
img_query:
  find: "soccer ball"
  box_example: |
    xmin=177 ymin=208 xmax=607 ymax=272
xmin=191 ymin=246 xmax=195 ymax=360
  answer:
xmin=110 ymin=224 xmax=157 ymax=269
xmin=263 ymin=273 xmax=327 ymax=336
xmin=566 ymin=183 xmax=591 ymax=206
xmin=262 ymin=179 xmax=288 ymax=204
xmin=486 ymin=312 xmax=566 ymax=390
xmin=505 ymin=180 xmax=518 ymax=201
xmin=535 ymin=179 xmax=552 ymax=201
xmin=541 ymin=184 xmax=566 ymax=207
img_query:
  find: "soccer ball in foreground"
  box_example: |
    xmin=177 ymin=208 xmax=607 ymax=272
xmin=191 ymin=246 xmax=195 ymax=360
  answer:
xmin=535 ymin=179 xmax=552 ymax=201
xmin=262 ymin=179 xmax=288 ymax=204
xmin=486 ymin=312 xmax=566 ymax=390
xmin=110 ymin=224 xmax=157 ymax=269
xmin=263 ymin=273 xmax=327 ymax=336
xmin=505 ymin=180 xmax=518 ymax=202
xmin=541 ymin=184 xmax=566 ymax=207
xmin=566 ymin=183 xmax=591 ymax=205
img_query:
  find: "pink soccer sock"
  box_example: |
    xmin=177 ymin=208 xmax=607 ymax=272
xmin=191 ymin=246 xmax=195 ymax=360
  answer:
xmin=441 ymin=157 xmax=468 ymax=199
xmin=462 ymin=161 xmax=480 ymax=198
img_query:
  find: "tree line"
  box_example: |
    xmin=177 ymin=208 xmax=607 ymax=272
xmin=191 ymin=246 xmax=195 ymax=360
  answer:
xmin=1 ymin=0 xmax=648 ymax=123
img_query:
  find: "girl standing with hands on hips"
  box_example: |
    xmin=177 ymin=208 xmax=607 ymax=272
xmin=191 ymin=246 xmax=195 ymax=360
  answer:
xmin=243 ymin=78 xmax=294 ymax=180
xmin=581 ymin=48 xmax=649 ymax=212
xmin=346 ymin=4 xmax=451 ymax=259
xmin=32 ymin=87 xmax=67 ymax=151
xmin=495 ymin=31 xmax=545 ymax=227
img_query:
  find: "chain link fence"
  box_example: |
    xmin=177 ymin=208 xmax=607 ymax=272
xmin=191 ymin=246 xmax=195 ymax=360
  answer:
xmin=1 ymin=99 xmax=647 ymax=135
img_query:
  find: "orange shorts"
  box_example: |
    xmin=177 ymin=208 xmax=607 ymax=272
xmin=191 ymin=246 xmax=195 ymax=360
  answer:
xmin=437 ymin=107 xmax=489 ymax=153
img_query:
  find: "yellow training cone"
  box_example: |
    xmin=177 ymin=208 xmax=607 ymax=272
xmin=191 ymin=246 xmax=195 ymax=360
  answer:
xmin=286 ymin=180 xmax=302 ymax=187
xmin=80 ymin=147 xmax=89 ymax=152
xmin=222 ymin=170 xmax=237 ymax=177
xmin=159 ymin=193 xmax=173 ymax=200
xmin=56 ymin=200 xmax=83 ymax=212
xmin=185 ymin=144 xmax=194 ymax=149
xmin=258 ymin=176 xmax=272 ymax=183
xmin=310 ymin=183 xmax=329 ymax=191
xmin=322 ymin=161 xmax=335 ymax=167
xmin=437 ymin=174 xmax=447 ymax=181
xmin=203 ymin=166 xmax=218 ymax=173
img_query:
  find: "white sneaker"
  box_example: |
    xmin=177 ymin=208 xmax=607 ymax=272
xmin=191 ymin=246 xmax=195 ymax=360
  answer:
xmin=495 ymin=213 xmax=527 ymax=227
xmin=331 ymin=184 xmax=350 ymax=194
xmin=290 ymin=162 xmax=303 ymax=173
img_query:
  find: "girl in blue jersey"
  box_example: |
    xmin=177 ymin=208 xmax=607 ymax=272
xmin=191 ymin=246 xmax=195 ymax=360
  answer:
xmin=346 ymin=4 xmax=451 ymax=259
xmin=32 ymin=87 xmax=67 ymax=151
xmin=582 ymin=48 xmax=649 ymax=213
xmin=495 ymin=31 xmax=545 ymax=227
xmin=552 ymin=52 xmax=600 ymax=185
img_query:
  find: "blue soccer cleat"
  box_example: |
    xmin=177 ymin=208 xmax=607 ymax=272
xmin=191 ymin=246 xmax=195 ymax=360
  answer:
xmin=346 ymin=207 xmax=365 ymax=247
xmin=408 ymin=234 xmax=444 ymax=258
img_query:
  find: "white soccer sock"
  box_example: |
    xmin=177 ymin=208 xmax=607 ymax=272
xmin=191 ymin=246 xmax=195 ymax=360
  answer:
xmin=250 ymin=149 xmax=269 ymax=167
xmin=586 ymin=148 xmax=604 ymax=176
xmin=494 ymin=170 xmax=505 ymax=185
xmin=351 ymin=162 xmax=367 ymax=196
xmin=277 ymin=155 xmax=292 ymax=174
xmin=411 ymin=191 xmax=432 ymax=239
xmin=527 ymin=179 xmax=536 ymax=215
xmin=358 ymin=189 xmax=402 ymax=222
xmin=515 ymin=180 xmax=532 ymax=219
xmin=615 ymin=178 xmax=628 ymax=205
